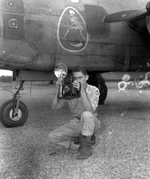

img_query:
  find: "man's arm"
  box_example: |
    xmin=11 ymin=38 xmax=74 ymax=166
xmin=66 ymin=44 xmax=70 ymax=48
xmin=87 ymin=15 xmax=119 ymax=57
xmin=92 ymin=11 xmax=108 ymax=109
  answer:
xmin=80 ymin=85 xmax=93 ymax=112
xmin=51 ymin=80 xmax=65 ymax=109
xmin=51 ymin=88 xmax=59 ymax=109
xmin=73 ymin=80 xmax=93 ymax=112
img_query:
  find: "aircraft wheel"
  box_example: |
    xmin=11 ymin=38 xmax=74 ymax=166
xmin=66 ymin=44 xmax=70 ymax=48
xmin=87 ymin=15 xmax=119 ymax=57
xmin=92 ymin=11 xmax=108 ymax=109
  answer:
xmin=0 ymin=99 xmax=28 ymax=127
xmin=88 ymin=74 xmax=108 ymax=105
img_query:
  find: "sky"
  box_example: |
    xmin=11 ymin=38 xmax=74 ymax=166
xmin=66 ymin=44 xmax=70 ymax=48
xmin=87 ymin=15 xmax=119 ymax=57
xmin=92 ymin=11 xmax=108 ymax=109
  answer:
xmin=0 ymin=70 xmax=12 ymax=76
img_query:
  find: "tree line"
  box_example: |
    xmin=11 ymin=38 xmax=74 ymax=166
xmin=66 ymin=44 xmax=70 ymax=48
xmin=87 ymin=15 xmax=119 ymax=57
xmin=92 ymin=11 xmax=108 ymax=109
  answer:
xmin=0 ymin=76 xmax=13 ymax=82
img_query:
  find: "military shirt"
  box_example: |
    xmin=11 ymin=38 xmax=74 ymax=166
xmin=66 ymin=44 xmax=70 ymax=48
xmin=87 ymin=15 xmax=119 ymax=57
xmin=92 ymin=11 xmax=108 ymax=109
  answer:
xmin=53 ymin=84 xmax=100 ymax=118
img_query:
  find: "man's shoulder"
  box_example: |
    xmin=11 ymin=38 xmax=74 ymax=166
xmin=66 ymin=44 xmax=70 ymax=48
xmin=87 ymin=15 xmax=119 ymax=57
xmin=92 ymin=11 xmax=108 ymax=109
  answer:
xmin=87 ymin=84 xmax=99 ymax=91
xmin=87 ymin=84 xmax=100 ymax=95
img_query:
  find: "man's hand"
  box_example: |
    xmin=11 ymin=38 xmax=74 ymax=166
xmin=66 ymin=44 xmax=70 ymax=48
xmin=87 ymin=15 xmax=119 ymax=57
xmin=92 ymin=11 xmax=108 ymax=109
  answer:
xmin=72 ymin=80 xmax=80 ymax=91
xmin=56 ymin=79 xmax=63 ymax=89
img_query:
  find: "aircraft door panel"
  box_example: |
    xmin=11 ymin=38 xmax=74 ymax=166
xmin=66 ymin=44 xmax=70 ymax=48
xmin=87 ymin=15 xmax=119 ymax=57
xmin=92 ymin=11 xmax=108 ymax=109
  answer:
xmin=0 ymin=13 xmax=39 ymax=65
xmin=3 ymin=14 xmax=24 ymax=40
xmin=0 ymin=40 xmax=39 ymax=64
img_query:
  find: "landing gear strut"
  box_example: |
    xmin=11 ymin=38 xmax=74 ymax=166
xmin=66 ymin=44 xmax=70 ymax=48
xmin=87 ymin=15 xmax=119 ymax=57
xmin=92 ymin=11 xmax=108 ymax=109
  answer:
xmin=0 ymin=81 xmax=28 ymax=127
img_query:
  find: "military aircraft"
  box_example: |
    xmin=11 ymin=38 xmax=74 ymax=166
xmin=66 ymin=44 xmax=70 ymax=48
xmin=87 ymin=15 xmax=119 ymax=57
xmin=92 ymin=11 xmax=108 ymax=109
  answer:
xmin=0 ymin=0 xmax=150 ymax=127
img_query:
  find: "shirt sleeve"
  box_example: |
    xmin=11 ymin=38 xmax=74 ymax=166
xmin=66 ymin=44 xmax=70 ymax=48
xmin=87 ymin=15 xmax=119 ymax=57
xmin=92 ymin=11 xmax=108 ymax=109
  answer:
xmin=89 ymin=87 xmax=100 ymax=111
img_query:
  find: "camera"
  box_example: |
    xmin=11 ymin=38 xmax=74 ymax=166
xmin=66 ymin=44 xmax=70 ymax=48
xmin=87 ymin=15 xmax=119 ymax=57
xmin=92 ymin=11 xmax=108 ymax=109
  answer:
xmin=54 ymin=63 xmax=80 ymax=99
xmin=58 ymin=78 xmax=80 ymax=99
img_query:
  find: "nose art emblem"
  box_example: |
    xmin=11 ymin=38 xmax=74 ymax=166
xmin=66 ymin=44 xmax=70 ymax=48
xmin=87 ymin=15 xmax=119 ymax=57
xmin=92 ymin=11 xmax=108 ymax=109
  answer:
xmin=57 ymin=6 xmax=89 ymax=52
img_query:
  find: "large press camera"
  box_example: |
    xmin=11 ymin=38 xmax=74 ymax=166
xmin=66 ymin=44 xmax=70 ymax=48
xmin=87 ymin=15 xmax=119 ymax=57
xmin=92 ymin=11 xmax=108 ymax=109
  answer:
xmin=54 ymin=63 xmax=80 ymax=99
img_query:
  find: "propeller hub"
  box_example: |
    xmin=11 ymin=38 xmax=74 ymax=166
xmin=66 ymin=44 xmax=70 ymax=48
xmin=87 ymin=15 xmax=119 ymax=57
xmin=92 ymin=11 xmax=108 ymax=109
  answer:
xmin=146 ymin=1 xmax=150 ymax=14
xmin=146 ymin=16 xmax=150 ymax=34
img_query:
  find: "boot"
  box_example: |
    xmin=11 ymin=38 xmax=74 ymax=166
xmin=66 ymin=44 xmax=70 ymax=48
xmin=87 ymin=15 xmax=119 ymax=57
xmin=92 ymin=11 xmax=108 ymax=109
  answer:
xmin=77 ymin=134 xmax=83 ymax=153
xmin=77 ymin=134 xmax=95 ymax=152
xmin=73 ymin=136 xmax=80 ymax=145
xmin=76 ymin=135 xmax=96 ymax=159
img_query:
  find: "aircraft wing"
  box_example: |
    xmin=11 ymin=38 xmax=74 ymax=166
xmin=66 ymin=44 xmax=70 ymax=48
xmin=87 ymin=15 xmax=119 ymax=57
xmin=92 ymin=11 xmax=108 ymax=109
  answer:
xmin=103 ymin=1 xmax=150 ymax=23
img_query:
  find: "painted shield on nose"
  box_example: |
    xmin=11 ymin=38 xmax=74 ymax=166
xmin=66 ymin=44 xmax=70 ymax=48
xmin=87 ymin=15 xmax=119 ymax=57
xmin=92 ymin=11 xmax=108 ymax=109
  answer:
xmin=57 ymin=6 xmax=89 ymax=52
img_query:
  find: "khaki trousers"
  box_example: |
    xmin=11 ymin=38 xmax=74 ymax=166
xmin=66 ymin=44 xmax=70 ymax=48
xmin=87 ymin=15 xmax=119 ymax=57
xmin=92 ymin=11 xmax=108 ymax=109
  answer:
xmin=48 ymin=111 xmax=100 ymax=149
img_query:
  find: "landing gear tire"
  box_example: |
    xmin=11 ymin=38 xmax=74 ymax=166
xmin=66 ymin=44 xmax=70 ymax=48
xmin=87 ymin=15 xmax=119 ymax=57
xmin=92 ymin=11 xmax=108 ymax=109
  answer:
xmin=88 ymin=73 xmax=108 ymax=105
xmin=0 ymin=99 xmax=28 ymax=128
xmin=98 ymin=85 xmax=108 ymax=105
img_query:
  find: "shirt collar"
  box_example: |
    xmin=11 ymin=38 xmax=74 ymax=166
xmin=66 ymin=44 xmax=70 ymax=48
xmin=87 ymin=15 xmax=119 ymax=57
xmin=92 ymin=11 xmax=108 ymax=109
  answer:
xmin=85 ymin=84 xmax=90 ymax=94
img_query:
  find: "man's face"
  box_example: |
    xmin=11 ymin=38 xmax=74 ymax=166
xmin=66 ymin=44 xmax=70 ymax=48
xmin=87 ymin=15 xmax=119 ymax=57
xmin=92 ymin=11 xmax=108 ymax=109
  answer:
xmin=73 ymin=71 xmax=88 ymax=87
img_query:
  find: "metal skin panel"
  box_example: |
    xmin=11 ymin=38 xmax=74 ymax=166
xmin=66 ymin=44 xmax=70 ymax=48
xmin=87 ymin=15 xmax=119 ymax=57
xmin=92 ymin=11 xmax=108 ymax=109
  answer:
xmin=0 ymin=0 xmax=24 ymax=13
xmin=0 ymin=14 xmax=1 ymax=38
xmin=26 ymin=20 xmax=55 ymax=53
xmin=3 ymin=14 xmax=24 ymax=40
xmin=55 ymin=54 xmax=123 ymax=71
xmin=0 ymin=0 xmax=150 ymax=73
xmin=82 ymin=0 xmax=98 ymax=5
xmin=96 ymin=0 xmax=138 ymax=8
xmin=0 ymin=40 xmax=38 ymax=64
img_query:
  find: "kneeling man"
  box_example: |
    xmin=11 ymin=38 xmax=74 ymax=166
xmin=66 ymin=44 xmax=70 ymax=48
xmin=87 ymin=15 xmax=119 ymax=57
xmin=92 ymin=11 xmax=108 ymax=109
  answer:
xmin=48 ymin=66 xmax=100 ymax=159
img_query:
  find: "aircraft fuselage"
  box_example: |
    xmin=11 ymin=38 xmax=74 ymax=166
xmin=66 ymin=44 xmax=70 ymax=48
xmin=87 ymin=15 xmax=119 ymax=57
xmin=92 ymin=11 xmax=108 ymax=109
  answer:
xmin=0 ymin=0 xmax=150 ymax=73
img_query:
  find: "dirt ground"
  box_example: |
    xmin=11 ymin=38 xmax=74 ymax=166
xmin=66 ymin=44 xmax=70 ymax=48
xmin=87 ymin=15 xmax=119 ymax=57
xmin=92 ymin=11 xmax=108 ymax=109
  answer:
xmin=0 ymin=82 xmax=150 ymax=179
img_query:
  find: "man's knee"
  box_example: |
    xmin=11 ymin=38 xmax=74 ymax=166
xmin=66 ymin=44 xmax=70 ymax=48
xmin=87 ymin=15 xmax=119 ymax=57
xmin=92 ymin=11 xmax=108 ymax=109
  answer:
xmin=48 ymin=132 xmax=58 ymax=144
xmin=81 ymin=111 xmax=100 ymax=134
xmin=81 ymin=111 xmax=94 ymax=123
xmin=48 ymin=130 xmax=71 ymax=149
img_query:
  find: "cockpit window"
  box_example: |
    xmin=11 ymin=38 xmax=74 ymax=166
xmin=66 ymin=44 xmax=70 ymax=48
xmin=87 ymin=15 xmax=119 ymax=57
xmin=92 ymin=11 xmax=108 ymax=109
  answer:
xmin=8 ymin=18 xmax=18 ymax=29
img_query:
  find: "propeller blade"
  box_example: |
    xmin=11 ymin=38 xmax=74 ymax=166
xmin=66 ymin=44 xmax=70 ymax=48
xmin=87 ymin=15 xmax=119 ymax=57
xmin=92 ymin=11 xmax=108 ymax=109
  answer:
xmin=103 ymin=1 xmax=150 ymax=23
xmin=103 ymin=9 xmax=148 ymax=23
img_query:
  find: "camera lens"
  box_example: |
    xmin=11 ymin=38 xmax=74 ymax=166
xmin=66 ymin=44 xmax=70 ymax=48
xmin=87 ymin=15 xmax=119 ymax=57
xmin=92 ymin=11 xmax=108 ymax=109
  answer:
xmin=63 ymin=86 xmax=70 ymax=94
